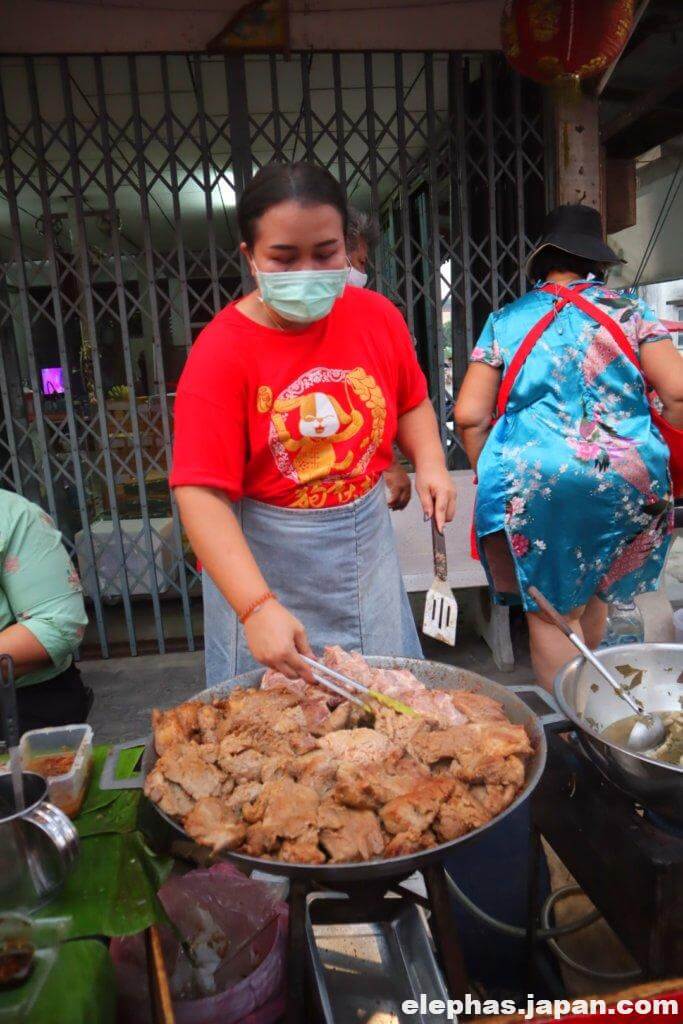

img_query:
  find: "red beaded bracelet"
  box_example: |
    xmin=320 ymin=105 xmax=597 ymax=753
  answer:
xmin=239 ymin=590 xmax=276 ymax=624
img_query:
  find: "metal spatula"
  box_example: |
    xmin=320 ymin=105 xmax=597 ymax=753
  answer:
xmin=422 ymin=519 xmax=457 ymax=646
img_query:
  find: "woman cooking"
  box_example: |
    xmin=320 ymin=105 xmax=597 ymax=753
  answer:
xmin=171 ymin=162 xmax=455 ymax=682
xmin=455 ymin=204 xmax=683 ymax=690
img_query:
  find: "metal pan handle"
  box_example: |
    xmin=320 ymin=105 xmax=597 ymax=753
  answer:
xmin=510 ymin=684 xmax=570 ymax=733
xmin=99 ymin=737 xmax=148 ymax=791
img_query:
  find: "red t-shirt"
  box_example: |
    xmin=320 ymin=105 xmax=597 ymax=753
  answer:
xmin=170 ymin=286 xmax=427 ymax=509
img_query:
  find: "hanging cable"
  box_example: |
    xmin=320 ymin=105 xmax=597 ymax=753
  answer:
xmin=632 ymin=156 xmax=682 ymax=289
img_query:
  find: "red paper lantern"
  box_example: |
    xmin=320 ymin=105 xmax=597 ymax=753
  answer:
xmin=501 ymin=0 xmax=634 ymax=86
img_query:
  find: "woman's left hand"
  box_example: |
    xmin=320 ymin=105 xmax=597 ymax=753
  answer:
xmin=415 ymin=463 xmax=456 ymax=532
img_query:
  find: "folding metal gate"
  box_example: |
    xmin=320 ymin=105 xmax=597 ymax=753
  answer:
xmin=0 ymin=52 xmax=549 ymax=657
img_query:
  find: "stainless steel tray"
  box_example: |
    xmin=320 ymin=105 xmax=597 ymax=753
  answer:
xmin=306 ymin=892 xmax=453 ymax=1024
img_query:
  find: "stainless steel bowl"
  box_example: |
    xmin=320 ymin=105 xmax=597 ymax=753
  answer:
xmin=554 ymin=643 xmax=683 ymax=824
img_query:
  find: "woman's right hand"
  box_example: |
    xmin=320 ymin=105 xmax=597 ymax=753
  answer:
xmin=243 ymin=600 xmax=315 ymax=681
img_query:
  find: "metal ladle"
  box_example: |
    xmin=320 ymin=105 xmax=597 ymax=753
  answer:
xmin=528 ymin=587 xmax=666 ymax=753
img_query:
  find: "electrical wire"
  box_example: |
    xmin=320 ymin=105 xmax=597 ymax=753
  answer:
xmin=632 ymin=156 xmax=683 ymax=289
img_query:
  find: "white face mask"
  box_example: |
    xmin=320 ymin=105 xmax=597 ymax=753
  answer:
xmin=347 ymin=265 xmax=368 ymax=288
xmin=252 ymin=262 xmax=348 ymax=323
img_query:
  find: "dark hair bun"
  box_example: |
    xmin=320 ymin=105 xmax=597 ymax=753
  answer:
xmin=237 ymin=162 xmax=348 ymax=248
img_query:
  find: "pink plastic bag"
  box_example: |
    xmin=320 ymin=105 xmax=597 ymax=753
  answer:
xmin=111 ymin=862 xmax=288 ymax=1024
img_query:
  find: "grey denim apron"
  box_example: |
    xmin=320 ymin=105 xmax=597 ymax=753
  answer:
xmin=203 ymin=481 xmax=423 ymax=686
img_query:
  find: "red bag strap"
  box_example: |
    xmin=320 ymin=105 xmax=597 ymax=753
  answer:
xmin=542 ymin=282 xmax=643 ymax=375
xmin=496 ymin=282 xmax=592 ymax=416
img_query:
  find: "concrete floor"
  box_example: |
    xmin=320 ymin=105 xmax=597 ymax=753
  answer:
xmin=82 ymin=593 xmax=533 ymax=744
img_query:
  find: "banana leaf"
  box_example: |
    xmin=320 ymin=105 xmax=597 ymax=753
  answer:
xmin=76 ymin=792 xmax=139 ymax=838
xmin=27 ymin=940 xmax=116 ymax=1024
xmin=78 ymin=744 xmax=144 ymax=817
xmin=44 ymin=831 xmax=172 ymax=939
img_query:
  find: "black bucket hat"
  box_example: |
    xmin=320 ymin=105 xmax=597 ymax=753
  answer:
xmin=526 ymin=204 xmax=625 ymax=281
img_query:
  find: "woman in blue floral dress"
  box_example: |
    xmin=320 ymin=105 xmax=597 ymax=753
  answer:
xmin=455 ymin=205 xmax=683 ymax=689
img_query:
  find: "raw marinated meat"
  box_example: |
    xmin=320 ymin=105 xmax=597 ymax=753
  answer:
xmin=323 ymin=646 xmax=466 ymax=725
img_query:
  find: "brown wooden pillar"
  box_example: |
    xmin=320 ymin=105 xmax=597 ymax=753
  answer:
xmin=551 ymin=87 xmax=603 ymax=213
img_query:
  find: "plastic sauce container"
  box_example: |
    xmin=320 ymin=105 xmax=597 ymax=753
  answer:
xmin=19 ymin=724 xmax=93 ymax=818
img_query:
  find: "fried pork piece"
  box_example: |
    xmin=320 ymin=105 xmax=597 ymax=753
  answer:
xmin=380 ymin=777 xmax=453 ymax=835
xmin=243 ymin=777 xmax=319 ymax=840
xmin=289 ymin=749 xmax=339 ymax=797
xmin=450 ymin=691 xmax=507 ymax=723
xmin=434 ymin=779 xmax=491 ymax=841
xmin=243 ymin=822 xmax=280 ymax=856
xmin=155 ymin=742 xmax=225 ymax=801
xmin=218 ymin=741 xmax=265 ymax=783
xmin=273 ymin=705 xmax=308 ymax=734
xmin=477 ymin=754 xmax=526 ymax=787
xmin=144 ymin=766 xmax=194 ymax=818
xmin=445 ymin=723 xmax=531 ymax=783
xmin=196 ymin=703 xmax=221 ymax=743
xmin=152 ymin=701 xmax=202 ymax=754
xmin=318 ymin=800 xmax=385 ymax=862
xmin=227 ymin=780 xmax=263 ymax=814
xmin=470 ymin=782 xmax=519 ymax=817
xmin=261 ymin=756 xmax=291 ymax=783
xmin=183 ymin=797 xmax=247 ymax=853
xmin=384 ymin=829 xmax=437 ymax=857
xmin=222 ymin=689 xmax=302 ymax=734
xmin=311 ymin=702 xmax=352 ymax=735
xmin=373 ymin=706 xmax=429 ymax=747
xmin=279 ymin=828 xmax=326 ymax=864
xmin=316 ymin=727 xmax=396 ymax=766
xmin=409 ymin=727 xmax=467 ymax=765
xmin=333 ymin=757 xmax=429 ymax=810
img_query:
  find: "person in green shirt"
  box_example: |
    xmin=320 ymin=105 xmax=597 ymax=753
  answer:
xmin=0 ymin=488 xmax=91 ymax=737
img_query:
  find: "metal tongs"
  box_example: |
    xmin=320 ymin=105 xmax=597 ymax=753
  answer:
xmin=300 ymin=655 xmax=419 ymax=717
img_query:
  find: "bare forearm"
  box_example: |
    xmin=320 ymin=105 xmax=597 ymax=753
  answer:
xmin=174 ymin=486 xmax=269 ymax=613
xmin=459 ymin=424 xmax=491 ymax=472
xmin=396 ymin=399 xmax=446 ymax=469
xmin=661 ymin=398 xmax=683 ymax=430
xmin=0 ymin=624 xmax=52 ymax=677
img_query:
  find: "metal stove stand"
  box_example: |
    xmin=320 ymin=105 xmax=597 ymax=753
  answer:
xmin=286 ymin=862 xmax=468 ymax=1023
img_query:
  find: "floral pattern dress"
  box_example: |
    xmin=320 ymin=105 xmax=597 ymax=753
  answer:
xmin=472 ymin=280 xmax=674 ymax=615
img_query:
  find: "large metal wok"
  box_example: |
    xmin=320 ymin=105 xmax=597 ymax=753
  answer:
xmin=554 ymin=642 xmax=683 ymax=824
xmin=102 ymin=657 xmax=553 ymax=883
